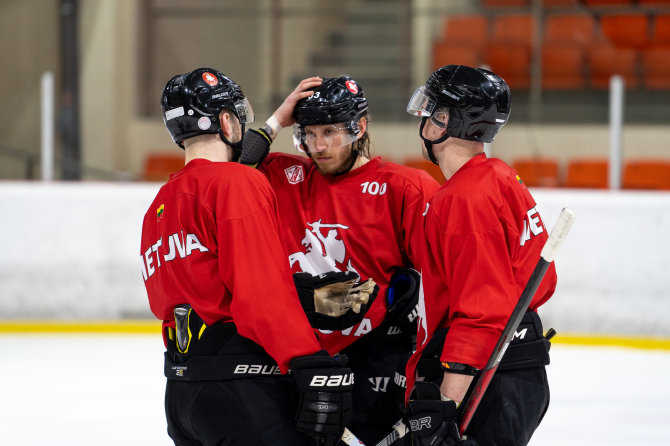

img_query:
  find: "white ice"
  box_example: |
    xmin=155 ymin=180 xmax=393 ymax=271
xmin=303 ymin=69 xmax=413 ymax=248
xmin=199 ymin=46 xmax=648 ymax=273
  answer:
xmin=2 ymin=334 xmax=669 ymax=445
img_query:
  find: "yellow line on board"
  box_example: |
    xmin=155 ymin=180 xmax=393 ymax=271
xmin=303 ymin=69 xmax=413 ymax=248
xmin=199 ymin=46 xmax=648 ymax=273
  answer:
xmin=0 ymin=322 xmax=669 ymax=350
xmin=551 ymin=333 xmax=670 ymax=351
xmin=0 ymin=320 xmax=160 ymax=334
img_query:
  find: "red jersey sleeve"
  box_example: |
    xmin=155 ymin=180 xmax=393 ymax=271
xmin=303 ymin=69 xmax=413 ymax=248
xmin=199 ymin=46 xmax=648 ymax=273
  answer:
xmin=215 ymin=171 xmax=321 ymax=372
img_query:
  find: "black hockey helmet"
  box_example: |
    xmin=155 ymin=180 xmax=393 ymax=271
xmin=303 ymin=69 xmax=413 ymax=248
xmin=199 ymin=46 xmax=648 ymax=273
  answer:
xmin=407 ymin=65 xmax=511 ymax=163
xmin=292 ymin=76 xmax=368 ymax=156
xmin=161 ymin=67 xmax=254 ymax=150
xmin=294 ymin=75 xmax=368 ymax=127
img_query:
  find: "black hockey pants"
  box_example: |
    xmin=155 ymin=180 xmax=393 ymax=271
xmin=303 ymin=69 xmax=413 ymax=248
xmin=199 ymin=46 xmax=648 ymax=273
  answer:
xmin=416 ymin=311 xmax=551 ymax=446
xmin=340 ymin=329 xmax=414 ymax=445
xmin=162 ymin=322 xmax=315 ymax=446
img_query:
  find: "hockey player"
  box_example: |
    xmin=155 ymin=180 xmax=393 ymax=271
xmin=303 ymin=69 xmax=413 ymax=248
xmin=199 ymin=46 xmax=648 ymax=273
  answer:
xmin=403 ymin=65 xmax=558 ymax=446
xmin=140 ymin=67 xmax=353 ymax=446
xmin=240 ymin=76 xmax=441 ymax=445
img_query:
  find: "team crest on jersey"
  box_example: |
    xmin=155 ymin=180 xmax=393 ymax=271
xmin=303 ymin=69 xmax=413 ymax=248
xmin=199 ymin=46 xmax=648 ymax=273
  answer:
xmin=156 ymin=204 xmax=165 ymax=221
xmin=288 ymin=219 xmax=358 ymax=276
xmin=284 ymin=165 xmax=304 ymax=184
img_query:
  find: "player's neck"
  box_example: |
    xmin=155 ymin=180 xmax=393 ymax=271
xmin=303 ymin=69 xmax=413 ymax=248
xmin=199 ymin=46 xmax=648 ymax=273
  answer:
xmin=184 ymin=136 xmax=231 ymax=163
xmin=436 ymin=139 xmax=484 ymax=180
xmin=352 ymin=155 xmax=370 ymax=171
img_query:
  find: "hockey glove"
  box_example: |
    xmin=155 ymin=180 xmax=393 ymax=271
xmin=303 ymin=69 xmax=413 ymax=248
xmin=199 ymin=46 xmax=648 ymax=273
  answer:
xmin=238 ymin=128 xmax=271 ymax=167
xmin=407 ymin=382 xmax=478 ymax=446
xmin=293 ymin=271 xmax=379 ymax=330
xmin=384 ymin=268 xmax=421 ymax=334
xmin=291 ymin=352 xmax=353 ymax=446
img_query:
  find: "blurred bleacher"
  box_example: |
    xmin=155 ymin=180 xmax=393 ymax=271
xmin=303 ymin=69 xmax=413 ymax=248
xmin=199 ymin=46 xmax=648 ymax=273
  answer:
xmin=432 ymin=0 xmax=670 ymax=123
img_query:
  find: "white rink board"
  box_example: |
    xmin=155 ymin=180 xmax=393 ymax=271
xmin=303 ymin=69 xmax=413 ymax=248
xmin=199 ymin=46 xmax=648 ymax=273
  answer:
xmin=1 ymin=183 xmax=669 ymax=336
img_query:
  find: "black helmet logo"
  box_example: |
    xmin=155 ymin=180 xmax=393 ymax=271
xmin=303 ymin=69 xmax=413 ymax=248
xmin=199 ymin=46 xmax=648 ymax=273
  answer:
xmin=345 ymin=80 xmax=359 ymax=94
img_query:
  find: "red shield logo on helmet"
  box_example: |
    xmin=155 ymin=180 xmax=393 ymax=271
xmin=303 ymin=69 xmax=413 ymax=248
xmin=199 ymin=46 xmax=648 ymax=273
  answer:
xmin=202 ymin=72 xmax=218 ymax=86
xmin=345 ymin=80 xmax=358 ymax=94
xmin=284 ymin=165 xmax=304 ymax=184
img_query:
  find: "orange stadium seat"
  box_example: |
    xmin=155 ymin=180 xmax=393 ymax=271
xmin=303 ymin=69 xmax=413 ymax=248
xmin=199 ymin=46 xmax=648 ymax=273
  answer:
xmin=543 ymin=0 xmax=580 ymax=6
xmin=583 ymin=0 xmax=632 ymax=5
xmin=564 ymin=159 xmax=609 ymax=188
xmin=542 ymin=44 xmax=585 ymax=89
xmin=586 ymin=43 xmax=638 ymax=88
xmin=485 ymin=14 xmax=535 ymax=89
xmin=485 ymin=44 xmax=531 ymax=89
xmin=651 ymin=14 xmax=670 ymax=45
xmin=600 ymin=14 xmax=651 ymax=49
xmin=142 ymin=152 xmax=184 ymax=182
xmin=483 ymin=0 xmax=529 ymax=7
xmin=432 ymin=42 xmax=481 ymax=70
xmin=403 ymin=158 xmax=446 ymax=184
xmin=443 ymin=15 xmax=489 ymax=48
xmin=641 ymin=46 xmax=670 ymax=89
xmin=433 ymin=15 xmax=488 ymax=70
xmin=622 ymin=160 xmax=670 ymax=190
xmin=544 ymin=14 xmax=596 ymax=46
xmin=492 ymin=14 xmax=536 ymax=46
xmin=512 ymin=158 xmax=560 ymax=187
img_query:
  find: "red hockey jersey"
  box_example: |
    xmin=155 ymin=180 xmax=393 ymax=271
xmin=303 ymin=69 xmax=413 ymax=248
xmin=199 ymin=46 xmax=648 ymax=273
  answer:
xmin=140 ymin=159 xmax=321 ymax=372
xmin=406 ymin=154 xmax=557 ymax=395
xmin=258 ymin=153 xmax=441 ymax=354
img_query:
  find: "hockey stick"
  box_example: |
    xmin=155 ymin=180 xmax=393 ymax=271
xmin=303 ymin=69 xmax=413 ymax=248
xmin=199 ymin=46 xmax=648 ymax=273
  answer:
xmin=457 ymin=207 xmax=576 ymax=436
xmin=342 ymin=418 xmax=408 ymax=446
xmin=341 ymin=208 xmax=576 ymax=445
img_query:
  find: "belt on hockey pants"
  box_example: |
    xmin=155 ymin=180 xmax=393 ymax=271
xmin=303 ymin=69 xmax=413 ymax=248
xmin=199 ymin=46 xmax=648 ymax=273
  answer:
xmin=164 ymin=352 xmax=283 ymax=381
xmin=416 ymin=311 xmax=551 ymax=381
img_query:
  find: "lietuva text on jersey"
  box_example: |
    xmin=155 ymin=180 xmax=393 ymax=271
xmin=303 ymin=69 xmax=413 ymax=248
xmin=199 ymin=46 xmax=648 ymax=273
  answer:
xmin=140 ymin=232 xmax=209 ymax=281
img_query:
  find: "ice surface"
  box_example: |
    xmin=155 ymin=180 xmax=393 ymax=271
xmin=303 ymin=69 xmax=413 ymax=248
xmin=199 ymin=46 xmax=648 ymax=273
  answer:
xmin=3 ymin=334 xmax=669 ymax=445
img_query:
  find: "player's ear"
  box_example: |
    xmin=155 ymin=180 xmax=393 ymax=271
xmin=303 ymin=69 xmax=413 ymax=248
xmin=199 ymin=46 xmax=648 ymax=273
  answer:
xmin=356 ymin=117 xmax=367 ymax=139
xmin=219 ymin=111 xmax=234 ymax=139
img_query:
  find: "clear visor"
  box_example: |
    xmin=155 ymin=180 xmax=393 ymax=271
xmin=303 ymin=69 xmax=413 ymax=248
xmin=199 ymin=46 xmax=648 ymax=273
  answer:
xmin=292 ymin=122 xmax=359 ymax=153
xmin=234 ymin=97 xmax=254 ymax=124
xmin=406 ymin=86 xmax=436 ymax=117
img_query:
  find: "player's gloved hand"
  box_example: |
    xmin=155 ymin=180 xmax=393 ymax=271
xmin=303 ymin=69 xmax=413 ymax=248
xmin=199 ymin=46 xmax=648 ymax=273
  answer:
xmin=407 ymin=382 xmax=478 ymax=446
xmin=384 ymin=268 xmax=421 ymax=334
xmin=291 ymin=351 xmax=353 ymax=446
xmin=293 ymin=271 xmax=379 ymax=330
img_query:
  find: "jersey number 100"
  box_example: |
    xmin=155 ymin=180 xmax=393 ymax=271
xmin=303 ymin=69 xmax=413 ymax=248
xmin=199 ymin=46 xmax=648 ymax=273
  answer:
xmin=360 ymin=181 xmax=387 ymax=196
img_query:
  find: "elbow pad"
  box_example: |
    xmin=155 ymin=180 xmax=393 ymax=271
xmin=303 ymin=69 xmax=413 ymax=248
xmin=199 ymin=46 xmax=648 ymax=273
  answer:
xmin=238 ymin=128 xmax=271 ymax=167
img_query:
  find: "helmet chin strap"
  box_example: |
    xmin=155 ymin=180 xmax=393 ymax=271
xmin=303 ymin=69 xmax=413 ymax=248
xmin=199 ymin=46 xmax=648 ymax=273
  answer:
xmin=218 ymin=123 xmax=246 ymax=162
xmin=419 ymin=117 xmax=449 ymax=166
xmin=333 ymin=142 xmax=359 ymax=176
